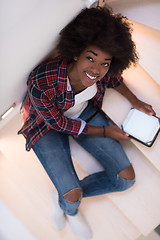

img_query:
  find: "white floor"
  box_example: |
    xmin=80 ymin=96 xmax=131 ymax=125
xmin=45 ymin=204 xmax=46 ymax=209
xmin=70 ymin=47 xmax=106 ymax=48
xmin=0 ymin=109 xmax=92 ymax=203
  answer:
xmin=0 ymin=197 xmax=159 ymax=240
xmin=137 ymin=231 xmax=160 ymax=240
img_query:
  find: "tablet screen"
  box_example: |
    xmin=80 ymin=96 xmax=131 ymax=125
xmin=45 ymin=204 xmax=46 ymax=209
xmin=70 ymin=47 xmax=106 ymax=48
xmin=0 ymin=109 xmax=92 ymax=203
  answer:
xmin=122 ymin=109 xmax=160 ymax=145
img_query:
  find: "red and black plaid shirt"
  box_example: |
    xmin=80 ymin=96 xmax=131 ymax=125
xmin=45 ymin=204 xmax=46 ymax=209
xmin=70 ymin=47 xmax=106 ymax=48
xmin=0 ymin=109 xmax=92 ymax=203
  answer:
xmin=18 ymin=57 xmax=123 ymax=151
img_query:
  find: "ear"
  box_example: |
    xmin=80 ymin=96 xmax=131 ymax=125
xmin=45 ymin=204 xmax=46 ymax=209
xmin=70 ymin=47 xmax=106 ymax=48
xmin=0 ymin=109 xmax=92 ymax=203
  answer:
xmin=74 ymin=56 xmax=78 ymax=61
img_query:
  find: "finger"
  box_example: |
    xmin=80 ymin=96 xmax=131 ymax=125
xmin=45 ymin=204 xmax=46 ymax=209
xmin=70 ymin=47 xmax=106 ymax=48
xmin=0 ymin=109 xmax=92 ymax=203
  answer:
xmin=122 ymin=134 xmax=131 ymax=141
xmin=121 ymin=130 xmax=131 ymax=140
xmin=124 ymin=132 xmax=131 ymax=139
xmin=145 ymin=106 xmax=156 ymax=116
xmin=148 ymin=107 xmax=156 ymax=116
xmin=124 ymin=132 xmax=130 ymax=137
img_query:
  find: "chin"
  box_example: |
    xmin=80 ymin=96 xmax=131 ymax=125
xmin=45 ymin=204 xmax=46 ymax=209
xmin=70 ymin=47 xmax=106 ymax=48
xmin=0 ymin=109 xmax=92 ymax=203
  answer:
xmin=82 ymin=79 xmax=97 ymax=87
xmin=82 ymin=82 xmax=95 ymax=88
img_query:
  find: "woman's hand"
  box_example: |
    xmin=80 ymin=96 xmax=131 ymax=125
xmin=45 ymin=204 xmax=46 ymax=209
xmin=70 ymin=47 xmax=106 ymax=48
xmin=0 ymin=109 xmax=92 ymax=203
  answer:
xmin=115 ymin=82 xmax=156 ymax=116
xmin=132 ymin=98 xmax=156 ymax=116
xmin=104 ymin=125 xmax=130 ymax=141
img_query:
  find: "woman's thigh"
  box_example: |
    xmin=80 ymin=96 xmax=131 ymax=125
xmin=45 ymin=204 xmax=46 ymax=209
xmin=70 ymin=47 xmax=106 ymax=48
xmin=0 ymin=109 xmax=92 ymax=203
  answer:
xmin=32 ymin=130 xmax=81 ymax=195
xmin=74 ymin=110 xmax=131 ymax=179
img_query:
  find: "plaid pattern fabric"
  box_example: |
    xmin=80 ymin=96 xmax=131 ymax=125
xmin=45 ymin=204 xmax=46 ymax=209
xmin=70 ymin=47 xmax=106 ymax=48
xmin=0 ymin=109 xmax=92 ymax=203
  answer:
xmin=18 ymin=57 xmax=123 ymax=151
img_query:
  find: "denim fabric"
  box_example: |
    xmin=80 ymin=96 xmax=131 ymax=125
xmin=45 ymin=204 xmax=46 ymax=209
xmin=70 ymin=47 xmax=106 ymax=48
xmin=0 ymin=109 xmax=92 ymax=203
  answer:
xmin=32 ymin=101 xmax=135 ymax=216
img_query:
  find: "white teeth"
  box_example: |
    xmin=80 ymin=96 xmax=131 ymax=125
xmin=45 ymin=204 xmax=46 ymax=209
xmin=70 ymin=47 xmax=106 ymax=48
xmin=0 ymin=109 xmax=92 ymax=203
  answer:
xmin=86 ymin=72 xmax=96 ymax=80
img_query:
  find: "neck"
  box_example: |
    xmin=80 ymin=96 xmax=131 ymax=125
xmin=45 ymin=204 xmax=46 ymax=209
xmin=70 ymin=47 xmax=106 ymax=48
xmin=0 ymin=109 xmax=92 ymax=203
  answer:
xmin=67 ymin=62 xmax=87 ymax=94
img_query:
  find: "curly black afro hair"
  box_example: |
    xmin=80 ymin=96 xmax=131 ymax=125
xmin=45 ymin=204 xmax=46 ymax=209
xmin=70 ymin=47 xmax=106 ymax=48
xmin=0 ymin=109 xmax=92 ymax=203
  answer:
xmin=57 ymin=7 xmax=138 ymax=76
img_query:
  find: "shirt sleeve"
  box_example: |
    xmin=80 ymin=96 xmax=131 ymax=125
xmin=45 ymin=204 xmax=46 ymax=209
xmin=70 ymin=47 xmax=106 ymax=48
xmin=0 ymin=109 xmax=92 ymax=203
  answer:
xmin=28 ymin=82 xmax=88 ymax=136
xmin=104 ymin=74 xmax=124 ymax=88
xmin=75 ymin=118 xmax=87 ymax=135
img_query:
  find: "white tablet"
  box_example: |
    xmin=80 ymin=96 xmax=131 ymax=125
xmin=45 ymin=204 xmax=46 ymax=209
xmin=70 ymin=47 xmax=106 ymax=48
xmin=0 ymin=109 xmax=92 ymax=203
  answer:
xmin=121 ymin=108 xmax=160 ymax=147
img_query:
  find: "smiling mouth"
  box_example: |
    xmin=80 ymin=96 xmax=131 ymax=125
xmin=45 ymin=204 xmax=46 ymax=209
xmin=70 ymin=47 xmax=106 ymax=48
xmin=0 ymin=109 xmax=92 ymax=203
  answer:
xmin=85 ymin=72 xmax=97 ymax=80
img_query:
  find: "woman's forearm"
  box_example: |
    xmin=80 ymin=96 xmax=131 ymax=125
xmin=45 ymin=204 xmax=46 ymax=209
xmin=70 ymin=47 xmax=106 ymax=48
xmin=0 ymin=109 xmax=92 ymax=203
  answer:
xmin=86 ymin=125 xmax=130 ymax=141
xmin=115 ymin=82 xmax=138 ymax=106
xmin=115 ymin=82 xmax=155 ymax=115
xmin=86 ymin=125 xmax=104 ymax=136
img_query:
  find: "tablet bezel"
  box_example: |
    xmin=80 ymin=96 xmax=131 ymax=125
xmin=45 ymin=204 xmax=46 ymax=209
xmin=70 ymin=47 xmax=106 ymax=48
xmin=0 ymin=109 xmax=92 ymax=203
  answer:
xmin=121 ymin=108 xmax=160 ymax=147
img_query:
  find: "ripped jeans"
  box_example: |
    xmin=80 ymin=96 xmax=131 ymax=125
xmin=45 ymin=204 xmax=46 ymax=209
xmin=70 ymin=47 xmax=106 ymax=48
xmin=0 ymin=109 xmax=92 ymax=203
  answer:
xmin=32 ymin=102 xmax=135 ymax=216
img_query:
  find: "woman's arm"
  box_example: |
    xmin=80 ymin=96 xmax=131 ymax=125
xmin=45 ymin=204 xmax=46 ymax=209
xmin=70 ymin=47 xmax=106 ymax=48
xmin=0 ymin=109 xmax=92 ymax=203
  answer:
xmin=28 ymin=82 xmax=88 ymax=136
xmin=115 ymin=82 xmax=156 ymax=115
xmin=86 ymin=125 xmax=130 ymax=141
xmin=86 ymin=81 xmax=156 ymax=140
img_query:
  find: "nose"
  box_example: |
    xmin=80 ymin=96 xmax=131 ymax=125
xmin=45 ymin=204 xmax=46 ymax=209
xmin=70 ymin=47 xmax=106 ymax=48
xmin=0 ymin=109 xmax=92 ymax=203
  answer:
xmin=91 ymin=62 xmax=100 ymax=75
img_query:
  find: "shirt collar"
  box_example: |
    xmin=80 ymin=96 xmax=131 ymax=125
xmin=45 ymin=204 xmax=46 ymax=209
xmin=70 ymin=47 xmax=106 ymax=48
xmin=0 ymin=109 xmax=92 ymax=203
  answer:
xmin=67 ymin=76 xmax=72 ymax=91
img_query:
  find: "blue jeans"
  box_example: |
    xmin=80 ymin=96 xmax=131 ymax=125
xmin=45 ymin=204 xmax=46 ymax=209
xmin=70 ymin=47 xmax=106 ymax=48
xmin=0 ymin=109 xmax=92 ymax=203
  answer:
xmin=32 ymin=101 xmax=135 ymax=216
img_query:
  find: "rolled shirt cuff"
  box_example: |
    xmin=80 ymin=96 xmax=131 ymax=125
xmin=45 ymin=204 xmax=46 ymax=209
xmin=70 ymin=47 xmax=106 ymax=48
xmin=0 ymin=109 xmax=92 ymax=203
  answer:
xmin=76 ymin=118 xmax=87 ymax=135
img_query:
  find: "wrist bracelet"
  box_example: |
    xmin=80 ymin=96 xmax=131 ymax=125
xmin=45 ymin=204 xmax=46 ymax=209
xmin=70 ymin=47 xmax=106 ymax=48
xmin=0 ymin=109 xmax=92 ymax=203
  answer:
xmin=103 ymin=126 xmax=106 ymax=137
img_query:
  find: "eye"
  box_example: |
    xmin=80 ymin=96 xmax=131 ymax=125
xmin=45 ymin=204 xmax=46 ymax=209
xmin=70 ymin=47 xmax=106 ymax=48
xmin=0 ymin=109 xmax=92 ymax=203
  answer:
xmin=86 ymin=56 xmax=94 ymax=62
xmin=103 ymin=62 xmax=110 ymax=67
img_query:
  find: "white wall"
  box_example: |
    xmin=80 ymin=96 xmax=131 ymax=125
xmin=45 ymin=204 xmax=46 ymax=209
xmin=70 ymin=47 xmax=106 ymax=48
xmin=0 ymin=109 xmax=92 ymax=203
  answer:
xmin=108 ymin=0 xmax=160 ymax=31
xmin=0 ymin=0 xmax=86 ymax=128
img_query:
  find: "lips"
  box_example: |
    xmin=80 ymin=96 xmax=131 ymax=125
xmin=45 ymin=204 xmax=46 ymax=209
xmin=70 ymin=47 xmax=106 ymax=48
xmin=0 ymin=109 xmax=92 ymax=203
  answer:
xmin=85 ymin=72 xmax=96 ymax=80
xmin=85 ymin=72 xmax=98 ymax=81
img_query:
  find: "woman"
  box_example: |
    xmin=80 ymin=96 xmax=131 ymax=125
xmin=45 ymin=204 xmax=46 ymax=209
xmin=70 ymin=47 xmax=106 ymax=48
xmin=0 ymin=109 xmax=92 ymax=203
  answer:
xmin=18 ymin=7 xmax=155 ymax=239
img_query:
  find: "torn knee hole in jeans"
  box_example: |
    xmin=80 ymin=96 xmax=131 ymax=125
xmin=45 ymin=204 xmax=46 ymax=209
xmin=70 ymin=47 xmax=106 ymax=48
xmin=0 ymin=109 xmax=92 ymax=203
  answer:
xmin=117 ymin=174 xmax=135 ymax=181
xmin=118 ymin=165 xmax=135 ymax=180
xmin=63 ymin=187 xmax=82 ymax=203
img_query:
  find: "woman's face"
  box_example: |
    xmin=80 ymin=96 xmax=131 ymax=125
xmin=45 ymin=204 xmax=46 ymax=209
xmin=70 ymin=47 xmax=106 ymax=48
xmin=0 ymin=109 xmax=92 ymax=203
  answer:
xmin=71 ymin=45 xmax=112 ymax=88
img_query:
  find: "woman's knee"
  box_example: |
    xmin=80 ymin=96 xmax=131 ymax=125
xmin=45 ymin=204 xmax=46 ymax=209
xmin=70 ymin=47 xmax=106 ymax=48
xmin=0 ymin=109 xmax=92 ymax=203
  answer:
xmin=63 ymin=187 xmax=82 ymax=203
xmin=117 ymin=165 xmax=135 ymax=191
xmin=119 ymin=165 xmax=135 ymax=180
